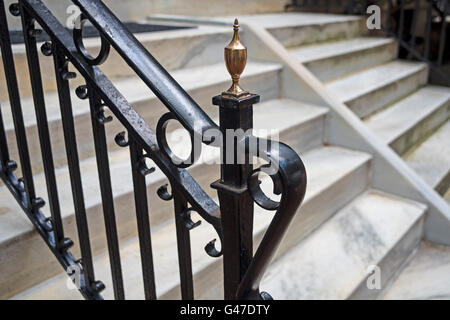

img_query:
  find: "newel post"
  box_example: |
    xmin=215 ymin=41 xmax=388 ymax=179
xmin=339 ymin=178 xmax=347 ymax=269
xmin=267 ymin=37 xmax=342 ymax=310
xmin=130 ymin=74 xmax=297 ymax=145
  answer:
xmin=211 ymin=19 xmax=260 ymax=299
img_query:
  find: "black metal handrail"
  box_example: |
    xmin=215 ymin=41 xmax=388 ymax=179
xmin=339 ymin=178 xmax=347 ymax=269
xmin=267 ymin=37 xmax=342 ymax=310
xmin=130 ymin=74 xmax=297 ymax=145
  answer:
xmin=286 ymin=0 xmax=450 ymax=85
xmin=72 ymin=0 xmax=218 ymax=142
xmin=0 ymin=0 xmax=307 ymax=300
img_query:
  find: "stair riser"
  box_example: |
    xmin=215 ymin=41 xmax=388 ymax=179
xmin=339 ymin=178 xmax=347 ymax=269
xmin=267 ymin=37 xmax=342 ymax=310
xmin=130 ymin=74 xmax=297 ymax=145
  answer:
xmin=0 ymin=107 xmax=324 ymax=299
xmin=348 ymin=67 xmax=429 ymax=119
xmin=0 ymin=227 xmax=63 ymax=300
xmin=2 ymin=68 xmax=280 ymax=176
xmin=390 ymin=102 xmax=450 ymax=156
xmin=306 ymin=41 xmax=398 ymax=82
xmin=348 ymin=215 xmax=424 ymax=299
xmin=163 ymin=159 xmax=372 ymax=299
xmin=435 ymin=170 xmax=450 ymax=196
xmin=269 ymin=19 xmax=365 ymax=48
xmin=0 ymin=29 xmax=231 ymax=101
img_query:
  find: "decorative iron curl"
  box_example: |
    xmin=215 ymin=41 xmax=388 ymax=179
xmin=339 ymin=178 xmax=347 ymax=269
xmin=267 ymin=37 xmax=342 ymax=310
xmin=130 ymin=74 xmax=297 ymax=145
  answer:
xmin=204 ymin=238 xmax=222 ymax=258
xmin=236 ymin=137 xmax=307 ymax=300
xmin=9 ymin=3 xmax=20 ymax=16
xmin=157 ymin=182 xmax=222 ymax=258
xmin=157 ymin=184 xmax=173 ymax=201
xmin=156 ymin=112 xmax=201 ymax=169
xmin=114 ymin=132 xmax=129 ymax=148
xmin=75 ymin=85 xmax=89 ymax=100
xmin=181 ymin=208 xmax=201 ymax=231
xmin=73 ymin=13 xmax=110 ymax=66
xmin=137 ymin=153 xmax=155 ymax=176
xmin=247 ymin=164 xmax=283 ymax=211
xmin=95 ymin=104 xmax=113 ymax=125
xmin=41 ymin=41 xmax=53 ymax=56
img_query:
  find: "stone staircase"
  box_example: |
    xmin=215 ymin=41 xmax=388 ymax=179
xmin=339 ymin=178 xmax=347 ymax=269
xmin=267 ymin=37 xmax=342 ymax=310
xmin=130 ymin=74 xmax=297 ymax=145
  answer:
xmin=1 ymin=12 xmax=447 ymax=300
xmin=274 ymin=14 xmax=450 ymax=202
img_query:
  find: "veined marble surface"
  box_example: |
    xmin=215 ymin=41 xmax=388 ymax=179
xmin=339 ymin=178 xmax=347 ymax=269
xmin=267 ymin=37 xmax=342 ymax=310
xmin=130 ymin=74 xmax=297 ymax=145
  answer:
xmin=404 ymin=120 xmax=450 ymax=191
xmin=213 ymin=13 xmax=362 ymax=29
xmin=383 ymin=242 xmax=450 ymax=300
xmin=260 ymin=190 xmax=426 ymax=300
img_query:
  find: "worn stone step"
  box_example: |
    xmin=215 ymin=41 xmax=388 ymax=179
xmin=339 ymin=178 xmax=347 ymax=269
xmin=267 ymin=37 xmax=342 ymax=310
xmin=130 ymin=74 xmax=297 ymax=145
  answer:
xmin=326 ymin=60 xmax=429 ymax=119
xmin=0 ymin=98 xmax=327 ymax=299
xmin=382 ymin=241 xmax=450 ymax=300
xmin=290 ymin=37 xmax=398 ymax=82
xmin=404 ymin=120 xmax=450 ymax=196
xmin=365 ymin=86 xmax=450 ymax=156
xmin=11 ymin=146 xmax=372 ymax=300
xmin=0 ymin=25 xmax=233 ymax=101
xmin=260 ymin=190 xmax=427 ymax=300
xmin=1 ymin=60 xmax=281 ymax=176
xmin=201 ymin=13 xmax=366 ymax=48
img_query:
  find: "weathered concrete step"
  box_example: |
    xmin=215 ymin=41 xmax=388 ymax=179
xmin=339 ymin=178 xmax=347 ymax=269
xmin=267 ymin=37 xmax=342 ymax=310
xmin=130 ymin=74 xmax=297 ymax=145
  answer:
xmin=404 ymin=120 xmax=450 ymax=196
xmin=365 ymin=86 xmax=450 ymax=156
xmin=0 ymin=25 xmax=232 ymax=101
xmin=11 ymin=146 xmax=372 ymax=300
xmin=0 ymin=98 xmax=327 ymax=299
xmin=2 ymin=60 xmax=281 ymax=176
xmin=382 ymin=242 xmax=450 ymax=300
xmin=326 ymin=60 xmax=429 ymax=119
xmin=260 ymin=190 xmax=427 ymax=300
xmin=290 ymin=37 xmax=398 ymax=82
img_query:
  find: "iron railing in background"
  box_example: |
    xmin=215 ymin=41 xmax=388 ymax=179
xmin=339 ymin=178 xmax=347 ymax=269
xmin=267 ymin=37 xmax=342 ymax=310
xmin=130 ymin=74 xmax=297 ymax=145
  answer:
xmin=0 ymin=0 xmax=306 ymax=300
xmin=286 ymin=0 xmax=450 ymax=85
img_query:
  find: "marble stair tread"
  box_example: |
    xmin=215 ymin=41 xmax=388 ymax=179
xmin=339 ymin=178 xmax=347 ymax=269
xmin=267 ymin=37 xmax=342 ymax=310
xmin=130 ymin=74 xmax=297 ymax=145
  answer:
xmin=404 ymin=120 xmax=450 ymax=193
xmin=290 ymin=37 xmax=395 ymax=64
xmin=0 ymin=61 xmax=281 ymax=131
xmin=325 ymin=60 xmax=428 ymax=105
xmin=260 ymin=190 xmax=427 ymax=300
xmin=11 ymin=146 xmax=373 ymax=300
xmin=0 ymin=24 xmax=234 ymax=101
xmin=290 ymin=37 xmax=398 ymax=82
xmin=365 ymin=86 xmax=450 ymax=154
xmin=158 ymin=12 xmax=364 ymax=30
xmin=214 ymin=13 xmax=364 ymax=48
xmin=382 ymin=242 xmax=450 ymax=300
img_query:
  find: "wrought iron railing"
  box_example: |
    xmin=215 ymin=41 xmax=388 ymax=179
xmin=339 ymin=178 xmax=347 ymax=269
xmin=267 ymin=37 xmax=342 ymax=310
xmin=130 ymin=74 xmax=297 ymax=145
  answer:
xmin=286 ymin=0 xmax=450 ymax=84
xmin=0 ymin=0 xmax=307 ymax=300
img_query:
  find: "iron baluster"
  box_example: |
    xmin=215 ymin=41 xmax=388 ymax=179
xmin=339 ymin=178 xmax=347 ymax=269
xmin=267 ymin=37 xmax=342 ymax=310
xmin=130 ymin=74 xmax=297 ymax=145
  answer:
xmin=386 ymin=0 xmax=393 ymax=32
xmin=438 ymin=0 xmax=448 ymax=65
xmin=52 ymin=47 xmax=99 ymax=294
xmin=88 ymin=84 xmax=125 ymax=300
xmin=173 ymin=191 xmax=195 ymax=300
xmin=398 ymin=0 xmax=406 ymax=39
xmin=20 ymin=6 xmax=65 ymax=246
xmin=0 ymin=101 xmax=10 ymax=171
xmin=129 ymin=140 xmax=157 ymax=300
xmin=410 ymin=0 xmax=420 ymax=49
xmin=425 ymin=0 xmax=434 ymax=60
xmin=0 ymin=0 xmax=36 ymax=207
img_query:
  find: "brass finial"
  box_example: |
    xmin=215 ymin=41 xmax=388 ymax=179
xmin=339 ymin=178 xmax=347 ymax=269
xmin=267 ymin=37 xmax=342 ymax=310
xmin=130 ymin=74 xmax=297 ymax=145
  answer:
xmin=223 ymin=18 xmax=249 ymax=98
